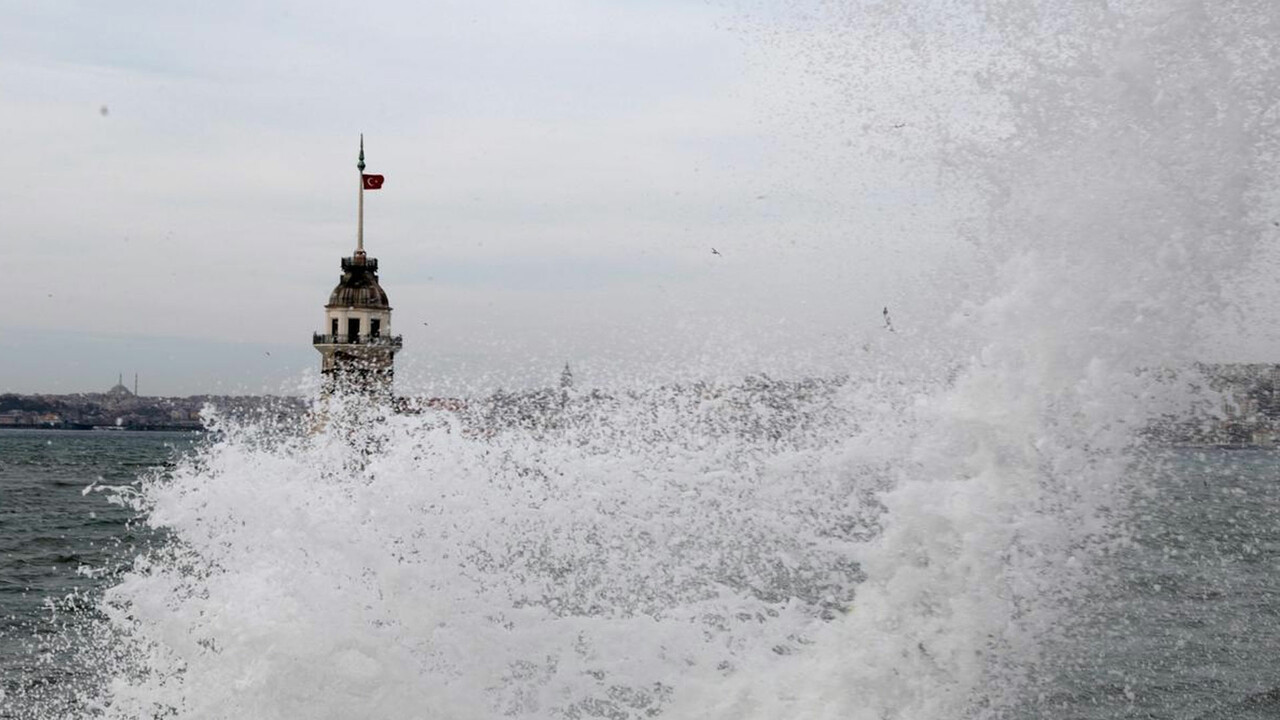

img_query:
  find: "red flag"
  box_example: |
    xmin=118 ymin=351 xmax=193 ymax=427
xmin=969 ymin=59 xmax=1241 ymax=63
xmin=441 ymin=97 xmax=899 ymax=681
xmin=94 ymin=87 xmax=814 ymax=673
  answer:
xmin=362 ymin=174 xmax=385 ymax=190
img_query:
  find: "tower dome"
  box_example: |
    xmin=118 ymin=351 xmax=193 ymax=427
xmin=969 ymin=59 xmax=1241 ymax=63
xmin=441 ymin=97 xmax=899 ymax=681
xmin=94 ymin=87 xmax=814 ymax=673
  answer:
xmin=328 ymin=252 xmax=390 ymax=309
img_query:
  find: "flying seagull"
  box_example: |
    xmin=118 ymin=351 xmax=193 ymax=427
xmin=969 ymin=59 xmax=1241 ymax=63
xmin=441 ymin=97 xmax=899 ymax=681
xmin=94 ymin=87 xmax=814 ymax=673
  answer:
xmin=883 ymin=306 xmax=895 ymax=332
xmin=711 ymin=248 xmax=721 ymax=256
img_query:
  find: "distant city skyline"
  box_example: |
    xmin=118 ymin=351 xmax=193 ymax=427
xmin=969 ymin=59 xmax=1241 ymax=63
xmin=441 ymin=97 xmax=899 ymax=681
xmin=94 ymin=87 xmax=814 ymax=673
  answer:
xmin=4 ymin=2 xmax=1278 ymax=397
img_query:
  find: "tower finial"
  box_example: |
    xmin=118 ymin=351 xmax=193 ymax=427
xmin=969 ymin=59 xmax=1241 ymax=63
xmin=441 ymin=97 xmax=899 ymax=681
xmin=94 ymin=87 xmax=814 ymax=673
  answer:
xmin=357 ymin=134 xmax=366 ymax=255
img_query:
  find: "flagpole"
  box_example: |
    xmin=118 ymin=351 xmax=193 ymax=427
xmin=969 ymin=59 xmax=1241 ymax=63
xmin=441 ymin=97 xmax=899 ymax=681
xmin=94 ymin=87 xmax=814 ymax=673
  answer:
xmin=357 ymin=134 xmax=366 ymax=256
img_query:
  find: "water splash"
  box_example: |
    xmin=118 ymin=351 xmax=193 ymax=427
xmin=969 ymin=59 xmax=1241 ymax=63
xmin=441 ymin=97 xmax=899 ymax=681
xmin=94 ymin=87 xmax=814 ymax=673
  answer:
xmin=675 ymin=2 xmax=1279 ymax=717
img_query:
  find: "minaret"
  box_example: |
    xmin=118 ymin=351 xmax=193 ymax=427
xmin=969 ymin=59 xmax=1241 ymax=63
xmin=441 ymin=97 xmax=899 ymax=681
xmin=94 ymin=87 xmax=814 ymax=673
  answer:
xmin=312 ymin=136 xmax=402 ymax=397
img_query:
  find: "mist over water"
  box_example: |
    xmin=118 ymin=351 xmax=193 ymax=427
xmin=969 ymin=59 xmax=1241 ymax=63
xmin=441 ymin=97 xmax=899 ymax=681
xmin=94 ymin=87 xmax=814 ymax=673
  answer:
xmin=12 ymin=2 xmax=1280 ymax=719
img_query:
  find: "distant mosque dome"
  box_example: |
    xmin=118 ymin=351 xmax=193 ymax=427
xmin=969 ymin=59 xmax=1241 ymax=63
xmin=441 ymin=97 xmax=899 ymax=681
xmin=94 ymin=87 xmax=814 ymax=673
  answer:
xmin=105 ymin=373 xmax=134 ymax=398
xmin=327 ymin=253 xmax=390 ymax=309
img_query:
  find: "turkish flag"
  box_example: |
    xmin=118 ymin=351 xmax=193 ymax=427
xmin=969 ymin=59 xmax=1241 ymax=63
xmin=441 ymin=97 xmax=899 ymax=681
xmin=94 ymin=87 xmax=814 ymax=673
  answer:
xmin=362 ymin=174 xmax=385 ymax=190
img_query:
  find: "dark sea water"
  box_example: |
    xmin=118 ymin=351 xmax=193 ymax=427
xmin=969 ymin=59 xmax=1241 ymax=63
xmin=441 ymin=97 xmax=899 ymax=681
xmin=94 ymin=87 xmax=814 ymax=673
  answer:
xmin=1022 ymin=449 xmax=1280 ymax=720
xmin=0 ymin=430 xmax=198 ymax=716
xmin=0 ymin=429 xmax=1276 ymax=718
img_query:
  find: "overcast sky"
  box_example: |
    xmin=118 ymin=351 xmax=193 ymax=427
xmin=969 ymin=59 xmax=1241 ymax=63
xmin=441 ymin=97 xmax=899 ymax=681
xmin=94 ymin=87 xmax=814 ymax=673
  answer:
xmin=2 ymin=1 xmax=1274 ymax=397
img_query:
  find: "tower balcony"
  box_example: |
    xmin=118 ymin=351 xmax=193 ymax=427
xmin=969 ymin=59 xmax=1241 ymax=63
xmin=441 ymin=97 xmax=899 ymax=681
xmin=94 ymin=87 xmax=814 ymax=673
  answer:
xmin=313 ymin=333 xmax=403 ymax=348
xmin=341 ymin=256 xmax=379 ymax=272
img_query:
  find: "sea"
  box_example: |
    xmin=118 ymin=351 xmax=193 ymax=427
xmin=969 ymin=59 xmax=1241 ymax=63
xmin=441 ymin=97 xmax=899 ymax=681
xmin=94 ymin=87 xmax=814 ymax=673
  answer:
xmin=0 ymin=430 xmax=199 ymax=717
xmin=0 ymin=416 xmax=1276 ymax=719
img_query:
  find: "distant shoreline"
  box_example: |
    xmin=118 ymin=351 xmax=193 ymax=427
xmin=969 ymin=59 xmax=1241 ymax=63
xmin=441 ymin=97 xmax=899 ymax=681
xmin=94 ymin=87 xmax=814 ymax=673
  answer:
xmin=0 ymin=392 xmax=306 ymax=433
xmin=8 ymin=363 xmax=1280 ymax=447
xmin=0 ymin=425 xmax=204 ymax=433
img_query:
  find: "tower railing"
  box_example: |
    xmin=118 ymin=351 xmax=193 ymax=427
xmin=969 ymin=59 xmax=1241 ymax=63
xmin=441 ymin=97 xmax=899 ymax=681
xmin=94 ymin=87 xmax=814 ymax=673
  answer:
xmin=312 ymin=333 xmax=403 ymax=347
xmin=341 ymin=257 xmax=379 ymax=272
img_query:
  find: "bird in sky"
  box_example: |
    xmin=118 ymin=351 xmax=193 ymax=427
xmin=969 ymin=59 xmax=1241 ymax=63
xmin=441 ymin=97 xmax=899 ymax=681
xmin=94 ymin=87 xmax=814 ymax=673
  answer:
xmin=711 ymin=248 xmax=721 ymax=256
xmin=883 ymin=307 xmax=896 ymax=332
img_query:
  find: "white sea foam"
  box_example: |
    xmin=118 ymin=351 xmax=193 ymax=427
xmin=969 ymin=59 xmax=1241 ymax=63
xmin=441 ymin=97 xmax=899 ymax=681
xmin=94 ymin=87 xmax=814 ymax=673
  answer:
xmin=671 ymin=3 xmax=1279 ymax=717
xmin=33 ymin=2 xmax=1280 ymax=719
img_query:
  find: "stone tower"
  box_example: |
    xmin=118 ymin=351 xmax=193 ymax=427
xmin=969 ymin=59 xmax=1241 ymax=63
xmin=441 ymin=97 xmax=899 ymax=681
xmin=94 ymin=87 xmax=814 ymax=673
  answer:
xmin=312 ymin=137 xmax=402 ymax=396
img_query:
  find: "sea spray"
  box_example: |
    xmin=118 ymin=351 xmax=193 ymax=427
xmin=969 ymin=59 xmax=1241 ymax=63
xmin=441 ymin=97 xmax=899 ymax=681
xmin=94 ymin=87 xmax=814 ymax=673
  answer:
xmin=77 ymin=383 xmax=883 ymax=719
xmin=673 ymin=2 xmax=1280 ymax=718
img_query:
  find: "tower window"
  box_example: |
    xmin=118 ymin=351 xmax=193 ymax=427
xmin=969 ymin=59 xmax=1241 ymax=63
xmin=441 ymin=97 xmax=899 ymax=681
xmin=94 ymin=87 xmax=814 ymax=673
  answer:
xmin=331 ymin=318 xmax=338 ymax=337
xmin=348 ymin=318 xmax=360 ymax=341
xmin=370 ymin=318 xmax=381 ymax=338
